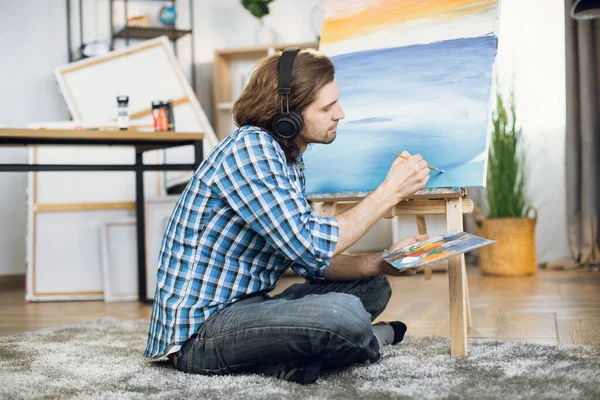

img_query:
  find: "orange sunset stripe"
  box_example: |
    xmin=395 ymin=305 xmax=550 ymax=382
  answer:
xmin=321 ymin=0 xmax=497 ymax=44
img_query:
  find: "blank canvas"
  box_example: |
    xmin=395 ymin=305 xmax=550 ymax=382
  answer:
xmin=54 ymin=36 xmax=218 ymax=185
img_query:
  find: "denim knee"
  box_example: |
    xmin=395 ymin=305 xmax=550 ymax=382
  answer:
xmin=367 ymin=275 xmax=392 ymax=316
xmin=317 ymin=293 xmax=373 ymax=345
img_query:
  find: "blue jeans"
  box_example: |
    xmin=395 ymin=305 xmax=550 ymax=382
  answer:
xmin=175 ymin=275 xmax=392 ymax=375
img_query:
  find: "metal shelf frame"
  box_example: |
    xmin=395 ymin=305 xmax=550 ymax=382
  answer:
xmin=66 ymin=0 xmax=196 ymax=89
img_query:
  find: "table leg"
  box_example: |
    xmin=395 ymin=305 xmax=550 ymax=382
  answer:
xmin=135 ymin=150 xmax=148 ymax=302
xmin=194 ymin=140 xmax=204 ymax=170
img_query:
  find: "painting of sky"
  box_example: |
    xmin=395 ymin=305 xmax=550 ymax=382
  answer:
xmin=303 ymin=0 xmax=500 ymax=197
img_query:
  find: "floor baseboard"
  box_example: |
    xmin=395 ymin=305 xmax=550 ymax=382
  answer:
xmin=0 ymin=274 xmax=25 ymax=291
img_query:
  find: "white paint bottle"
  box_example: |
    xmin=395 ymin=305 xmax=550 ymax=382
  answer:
xmin=117 ymin=96 xmax=129 ymax=131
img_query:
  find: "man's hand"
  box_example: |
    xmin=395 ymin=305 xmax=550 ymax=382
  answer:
xmin=389 ymin=233 xmax=429 ymax=252
xmin=381 ymin=151 xmax=430 ymax=204
xmin=380 ymin=234 xmax=430 ymax=277
xmin=331 ymin=152 xmax=429 ymax=257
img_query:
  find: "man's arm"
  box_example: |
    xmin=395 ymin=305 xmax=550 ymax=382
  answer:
xmin=330 ymin=185 xmax=397 ymax=258
xmin=324 ymin=234 xmax=429 ymax=281
xmin=324 ymin=253 xmax=422 ymax=280
xmin=324 ymin=253 xmax=387 ymax=280
xmin=331 ymin=151 xmax=430 ymax=257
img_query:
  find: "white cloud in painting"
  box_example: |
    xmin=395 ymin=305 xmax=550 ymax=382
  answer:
xmin=340 ymin=93 xmax=489 ymax=133
xmin=320 ymin=8 xmax=499 ymax=57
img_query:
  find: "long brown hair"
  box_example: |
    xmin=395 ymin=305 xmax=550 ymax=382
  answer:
xmin=232 ymin=48 xmax=335 ymax=164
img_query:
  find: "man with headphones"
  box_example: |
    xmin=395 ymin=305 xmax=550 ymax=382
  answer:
xmin=144 ymin=48 xmax=431 ymax=384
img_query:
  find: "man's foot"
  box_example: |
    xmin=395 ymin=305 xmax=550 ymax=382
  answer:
xmin=388 ymin=321 xmax=408 ymax=344
xmin=373 ymin=321 xmax=408 ymax=345
xmin=255 ymin=359 xmax=321 ymax=385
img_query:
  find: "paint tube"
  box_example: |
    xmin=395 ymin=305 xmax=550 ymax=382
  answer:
xmin=152 ymin=101 xmax=169 ymax=131
xmin=167 ymin=100 xmax=175 ymax=132
xmin=117 ymin=96 xmax=129 ymax=131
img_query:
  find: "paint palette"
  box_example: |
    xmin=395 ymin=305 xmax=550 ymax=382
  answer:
xmin=382 ymin=231 xmax=495 ymax=271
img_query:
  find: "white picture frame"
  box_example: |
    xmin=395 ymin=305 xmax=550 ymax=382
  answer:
xmin=100 ymin=217 xmax=138 ymax=302
xmin=96 ymin=196 xmax=179 ymax=302
xmin=25 ymin=207 xmax=133 ymax=302
xmin=144 ymin=195 xmax=178 ymax=301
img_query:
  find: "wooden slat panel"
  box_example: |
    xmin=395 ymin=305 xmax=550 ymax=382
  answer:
xmin=311 ymin=199 xmax=474 ymax=217
xmin=35 ymin=202 xmax=135 ymax=213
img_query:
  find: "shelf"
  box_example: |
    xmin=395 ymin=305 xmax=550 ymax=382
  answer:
xmin=212 ymin=41 xmax=320 ymax=141
xmin=216 ymin=42 xmax=319 ymax=58
xmin=217 ymin=102 xmax=234 ymax=110
xmin=114 ymin=26 xmax=192 ymax=41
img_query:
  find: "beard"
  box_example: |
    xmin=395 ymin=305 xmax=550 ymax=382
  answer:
xmin=301 ymin=121 xmax=337 ymax=145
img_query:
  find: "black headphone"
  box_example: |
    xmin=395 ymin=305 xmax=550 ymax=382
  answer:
xmin=272 ymin=48 xmax=303 ymax=140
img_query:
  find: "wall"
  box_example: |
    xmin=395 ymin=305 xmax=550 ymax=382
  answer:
xmin=0 ymin=1 xmax=70 ymax=275
xmin=493 ymin=0 xmax=569 ymax=262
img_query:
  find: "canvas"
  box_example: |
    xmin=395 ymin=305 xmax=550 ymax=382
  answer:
xmin=304 ymin=0 xmax=500 ymax=197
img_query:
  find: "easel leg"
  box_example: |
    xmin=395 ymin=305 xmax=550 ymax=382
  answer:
xmin=465 ymin=271 xmax=472 ymax=333
xmin=416 ymin=215 xmax=433 ymax=281
xmin=446 ymin=198 xmax=468 ymax=356
xmin=416 ymin=215 xmax=427 ymax=235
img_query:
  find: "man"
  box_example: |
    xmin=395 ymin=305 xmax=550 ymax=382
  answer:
xmin=144 ymin=48 xmax=430 ymax=385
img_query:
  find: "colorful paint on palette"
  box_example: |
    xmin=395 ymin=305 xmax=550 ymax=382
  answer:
xmin=304 ymin=0 xmax=500 ymax=196
xmin=382 ymin=231 xmax=496 ymax=271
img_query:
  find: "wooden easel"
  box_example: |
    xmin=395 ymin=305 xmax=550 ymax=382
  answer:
xmin=309 ymin=188 xmax=473 ymax=356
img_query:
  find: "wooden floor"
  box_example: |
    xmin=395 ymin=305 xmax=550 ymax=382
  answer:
xmin=1 ymin=267 xmax=599 ymax=346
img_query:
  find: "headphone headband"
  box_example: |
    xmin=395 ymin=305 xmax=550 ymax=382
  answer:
xmin=278 ymin=48 xmax=300 ymax=95
xmin=272 ymin=47 xmax=303 ymax=140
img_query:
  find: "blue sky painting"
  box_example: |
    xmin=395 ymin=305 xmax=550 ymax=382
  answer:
xmin=303 ymin=0 xmax=500 ymax=197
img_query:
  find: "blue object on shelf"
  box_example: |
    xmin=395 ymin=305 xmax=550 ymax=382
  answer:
xmin=160 ymin=6 xmax=177 ymax=26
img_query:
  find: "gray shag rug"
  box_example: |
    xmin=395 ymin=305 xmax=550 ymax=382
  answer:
xmin=1 ymin=318 xmax=599 ymax=400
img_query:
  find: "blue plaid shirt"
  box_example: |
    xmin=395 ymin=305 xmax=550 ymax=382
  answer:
xmin=144 ymin=125 xmax=339 ymax=359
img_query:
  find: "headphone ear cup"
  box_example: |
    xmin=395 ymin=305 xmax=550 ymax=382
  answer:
xmin=288 ymin=111 xmax=303 ymax=135
xmin=272 ymin=112 xmax=303 ymax=140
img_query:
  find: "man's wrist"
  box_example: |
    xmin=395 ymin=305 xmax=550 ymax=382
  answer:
xmin=373 ymin=255 xmax=390 ymax=276
xmin=372 ymin=182 xmax=402 ymax=211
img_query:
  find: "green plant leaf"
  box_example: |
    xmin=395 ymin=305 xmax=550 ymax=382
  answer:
xmin=241 ymin=0 xmax=274 ymax=19
xmin=485 ymin=86 xmax=530 ymax=219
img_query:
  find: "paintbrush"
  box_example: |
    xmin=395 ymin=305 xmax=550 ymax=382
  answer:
xmin=394 ymin=152 xmax=445 ymax=173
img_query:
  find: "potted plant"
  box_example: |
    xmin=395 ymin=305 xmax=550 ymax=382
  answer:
xmin=474 ymin=89 xmax=537 ymax=276
xmin=241 ymin=0 xmax=277 ymax=45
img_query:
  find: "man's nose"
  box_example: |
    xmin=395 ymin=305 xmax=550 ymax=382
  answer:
xmin=334 ymin=104 xmax=345 ymax=120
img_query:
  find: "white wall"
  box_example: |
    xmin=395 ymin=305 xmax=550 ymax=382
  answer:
xmin=0 ymin=1 xmax=70 ymax=276
xmin=493 ymin=0 xmax=569 ymax=263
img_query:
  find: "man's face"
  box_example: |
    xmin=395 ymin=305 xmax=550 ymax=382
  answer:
xmin=298 ymin=79 xmax=345 ymax=149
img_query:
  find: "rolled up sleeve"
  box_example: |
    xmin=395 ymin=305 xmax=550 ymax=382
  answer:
xmin=214 ymin=133 xmax=339 ymax=276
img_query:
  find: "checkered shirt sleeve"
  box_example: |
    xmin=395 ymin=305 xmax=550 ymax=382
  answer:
xmin=213 ymin=132 xmax=339 ymax=281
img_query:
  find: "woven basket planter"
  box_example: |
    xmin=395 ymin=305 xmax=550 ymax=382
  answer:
xmin=474 ymin=208 xmax=538 ymax=276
